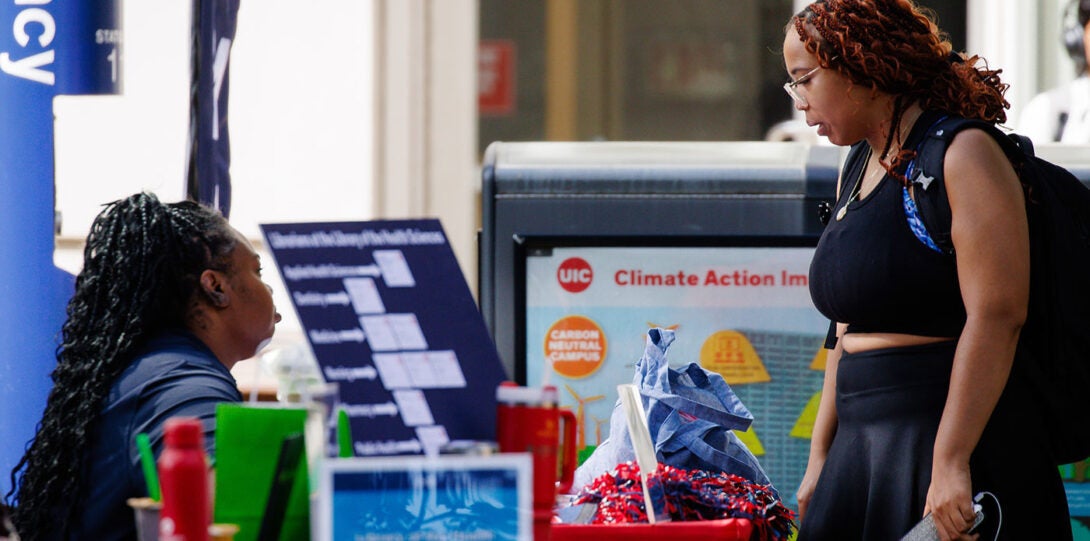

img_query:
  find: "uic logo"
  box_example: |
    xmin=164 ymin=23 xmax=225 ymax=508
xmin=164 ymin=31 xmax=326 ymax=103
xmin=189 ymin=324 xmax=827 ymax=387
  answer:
xmin=557 ymin=257 xmax=592 ymax=293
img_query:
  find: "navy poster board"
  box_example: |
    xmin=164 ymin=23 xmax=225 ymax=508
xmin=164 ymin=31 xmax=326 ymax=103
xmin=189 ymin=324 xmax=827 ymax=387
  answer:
xmin=261 ymin=220 xmax=507 ymax=456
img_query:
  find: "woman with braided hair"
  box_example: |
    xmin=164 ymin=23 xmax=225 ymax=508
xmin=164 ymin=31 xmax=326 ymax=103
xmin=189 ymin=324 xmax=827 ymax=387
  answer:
xmin=785 ymin=1 xmax=1070 ymax=539
xmin=6 ymin=192 xmax=280 ymax=540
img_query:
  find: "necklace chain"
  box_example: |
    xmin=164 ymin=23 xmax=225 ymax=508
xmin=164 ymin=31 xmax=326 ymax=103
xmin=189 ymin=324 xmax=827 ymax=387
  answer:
xmin=835 ymin=147 xmax=881 ymax=221
xmin=834 ymin=108 xmax=920 ymax=222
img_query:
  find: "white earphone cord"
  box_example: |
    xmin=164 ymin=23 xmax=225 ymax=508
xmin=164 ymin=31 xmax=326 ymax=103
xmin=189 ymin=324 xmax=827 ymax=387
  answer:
xmin=974 ymin=491 xmax=1001 ymax=541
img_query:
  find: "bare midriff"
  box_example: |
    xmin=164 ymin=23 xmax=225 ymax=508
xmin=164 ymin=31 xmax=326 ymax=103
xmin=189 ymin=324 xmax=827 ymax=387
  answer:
xmin=841 ymin=332 xmax=956 ymax=354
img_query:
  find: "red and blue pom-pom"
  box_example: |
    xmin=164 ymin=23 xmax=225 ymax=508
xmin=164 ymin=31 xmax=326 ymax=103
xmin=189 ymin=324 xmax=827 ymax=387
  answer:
xmin=571 ymin=462 xmax=796 ymax=540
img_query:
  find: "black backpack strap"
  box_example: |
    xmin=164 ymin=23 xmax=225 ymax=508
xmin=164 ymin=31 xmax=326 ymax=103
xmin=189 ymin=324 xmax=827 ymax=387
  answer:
xmin=908 ymin=116 xmax=1026 ymax=255
xmin=1008 ymin=132 xmax=1035 ymax=158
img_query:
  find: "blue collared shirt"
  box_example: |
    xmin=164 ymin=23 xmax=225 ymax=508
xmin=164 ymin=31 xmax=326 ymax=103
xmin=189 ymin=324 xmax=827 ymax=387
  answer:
xmin=71 ymin=329 xmax=242 ymax=541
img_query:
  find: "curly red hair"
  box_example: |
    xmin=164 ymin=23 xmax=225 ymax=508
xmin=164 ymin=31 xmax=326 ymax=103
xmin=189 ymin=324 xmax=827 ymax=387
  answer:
xmin=791 ymin=0 xmax=1009 ymax=174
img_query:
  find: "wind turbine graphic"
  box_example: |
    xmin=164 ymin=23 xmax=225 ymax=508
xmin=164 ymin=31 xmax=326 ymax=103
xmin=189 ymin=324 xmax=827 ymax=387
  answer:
xmin=563 ymin=383 xmax=605 ymax=450
xmin=591 ymin=414 xmax=610 ymax=446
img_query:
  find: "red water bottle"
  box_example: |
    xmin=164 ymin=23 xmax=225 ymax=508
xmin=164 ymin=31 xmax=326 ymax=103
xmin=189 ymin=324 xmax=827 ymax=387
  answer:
xmin=158 ymin=417 xmax=210 ymax=541
xmin=496 ymin=382 xmax=577 ymax=541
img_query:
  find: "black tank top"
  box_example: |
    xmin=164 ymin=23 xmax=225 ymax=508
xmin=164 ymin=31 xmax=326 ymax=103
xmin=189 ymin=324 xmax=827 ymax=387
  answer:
xmin=809 ymin=112 xmax=965 ymax=337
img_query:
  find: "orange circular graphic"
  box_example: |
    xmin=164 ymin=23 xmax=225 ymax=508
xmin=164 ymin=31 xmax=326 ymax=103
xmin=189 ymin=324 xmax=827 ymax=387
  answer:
xmin=544 ymin=316 xmax=607 ymax=379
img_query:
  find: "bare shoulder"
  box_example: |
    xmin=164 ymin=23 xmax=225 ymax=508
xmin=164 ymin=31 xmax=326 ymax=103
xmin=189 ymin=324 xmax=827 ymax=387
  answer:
xmin=941 ymin=125 xmax=1026 ymax=253
xmin=942 ymin=127 xmax=1020 ymax=197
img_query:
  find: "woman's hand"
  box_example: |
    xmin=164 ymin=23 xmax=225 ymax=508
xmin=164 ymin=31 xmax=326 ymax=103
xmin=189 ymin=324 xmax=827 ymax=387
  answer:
xmin=795 ymin=458 xmax=824 ymax=522
xmin=924 ymin=459 xmax=979 ymax=541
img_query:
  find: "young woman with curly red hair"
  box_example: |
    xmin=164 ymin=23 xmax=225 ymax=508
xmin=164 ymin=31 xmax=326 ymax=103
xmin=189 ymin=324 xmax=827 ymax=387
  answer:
xmin=785 ymin=1 xmax=1071 ymax=539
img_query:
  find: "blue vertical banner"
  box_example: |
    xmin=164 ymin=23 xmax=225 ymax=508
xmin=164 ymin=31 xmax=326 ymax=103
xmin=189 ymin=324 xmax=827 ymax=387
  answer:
xmin=0 ymin=0 xmax=122 ymax=493
xmin=186 ymin=0 xmax=239 ymax=218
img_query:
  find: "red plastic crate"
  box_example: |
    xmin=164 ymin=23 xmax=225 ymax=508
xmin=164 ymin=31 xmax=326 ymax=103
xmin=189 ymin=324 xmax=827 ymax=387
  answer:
xmin=551 ymin=518 xmax=753 ymax=540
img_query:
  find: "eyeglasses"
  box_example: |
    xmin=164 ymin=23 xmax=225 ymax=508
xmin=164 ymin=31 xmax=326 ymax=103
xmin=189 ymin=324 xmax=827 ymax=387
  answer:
xmin=783 ymin=64 xmax=824 ymax=107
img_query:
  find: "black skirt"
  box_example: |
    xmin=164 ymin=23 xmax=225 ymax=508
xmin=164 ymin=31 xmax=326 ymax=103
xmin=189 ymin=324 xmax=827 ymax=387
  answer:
xmin=797 ymin=341 xmax=1071 ymax=540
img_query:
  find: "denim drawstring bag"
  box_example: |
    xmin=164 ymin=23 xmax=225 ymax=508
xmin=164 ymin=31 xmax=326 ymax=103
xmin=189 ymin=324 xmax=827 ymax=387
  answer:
xmin=572 ymin=327 xmax=776 ymax=497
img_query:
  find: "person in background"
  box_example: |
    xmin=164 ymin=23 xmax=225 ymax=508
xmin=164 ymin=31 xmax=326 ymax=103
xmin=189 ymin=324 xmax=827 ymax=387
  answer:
xmin=784 ymin=1 xmax=1070 ymax=539
xmin=1019 ymin=0 xmax=1090 ymax=143
xmin=5 ymin=193 xmax=280 ymax=541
